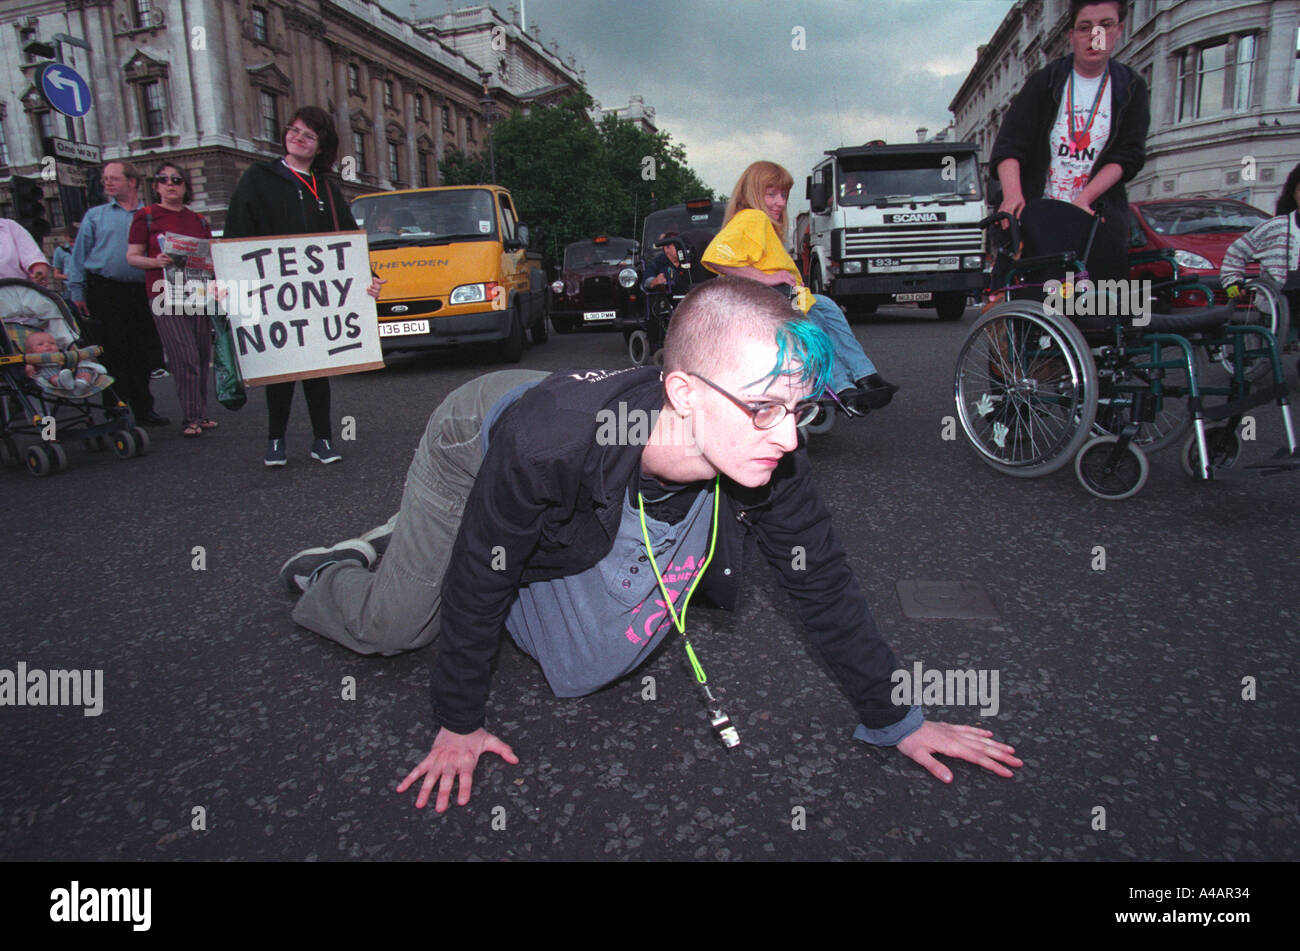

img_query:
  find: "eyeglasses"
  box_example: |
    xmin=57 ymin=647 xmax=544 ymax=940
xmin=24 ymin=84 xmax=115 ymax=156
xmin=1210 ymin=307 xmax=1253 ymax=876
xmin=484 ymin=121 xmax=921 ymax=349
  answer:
xmin=690 ymin=373 xmax=821 ymax=429
xmin=285 ymin=125 xmax=319 ymax=143
xmin=1074 ymin=19 xmax=1120 ymax=34
xmin=154 ymin=175 xmax=185 ymax=185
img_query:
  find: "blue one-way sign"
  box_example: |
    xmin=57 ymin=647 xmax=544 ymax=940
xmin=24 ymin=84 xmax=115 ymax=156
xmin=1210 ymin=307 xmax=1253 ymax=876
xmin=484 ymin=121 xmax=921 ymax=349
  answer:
xmin=39 ymin=63 xmax=92 ymax=118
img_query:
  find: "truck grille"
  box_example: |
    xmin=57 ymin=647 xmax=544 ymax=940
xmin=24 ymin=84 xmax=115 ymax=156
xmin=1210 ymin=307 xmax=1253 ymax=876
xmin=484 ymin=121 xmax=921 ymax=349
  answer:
xmin=844 ymin=224 xmax=983 ymax=269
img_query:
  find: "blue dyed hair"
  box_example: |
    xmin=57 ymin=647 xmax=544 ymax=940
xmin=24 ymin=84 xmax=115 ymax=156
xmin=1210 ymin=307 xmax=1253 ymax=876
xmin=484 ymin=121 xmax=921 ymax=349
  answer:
xmin=758 ymin=317 xmax=834 ymax=395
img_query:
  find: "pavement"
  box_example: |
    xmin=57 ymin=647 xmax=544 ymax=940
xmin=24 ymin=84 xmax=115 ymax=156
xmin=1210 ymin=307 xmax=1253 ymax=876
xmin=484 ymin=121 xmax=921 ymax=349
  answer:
xmin=1 ymin=306 xmax=1296 ymax=861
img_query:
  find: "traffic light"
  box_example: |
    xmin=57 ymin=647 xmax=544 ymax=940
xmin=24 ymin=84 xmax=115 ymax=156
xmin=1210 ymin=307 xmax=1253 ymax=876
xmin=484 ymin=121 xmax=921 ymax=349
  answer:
xmin=12 ymin=175 xmax=51 ymax=244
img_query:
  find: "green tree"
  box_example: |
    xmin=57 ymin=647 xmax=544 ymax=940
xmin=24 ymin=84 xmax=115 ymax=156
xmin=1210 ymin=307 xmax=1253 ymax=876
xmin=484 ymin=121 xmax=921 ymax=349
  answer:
xmin=439 ymin=92 xmax=712 ymax=267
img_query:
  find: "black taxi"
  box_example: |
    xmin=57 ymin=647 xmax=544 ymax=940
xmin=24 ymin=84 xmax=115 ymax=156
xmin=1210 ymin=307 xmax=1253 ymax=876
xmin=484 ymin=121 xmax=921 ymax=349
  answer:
xmin=549 ymin=235 xmax=641 ymax=333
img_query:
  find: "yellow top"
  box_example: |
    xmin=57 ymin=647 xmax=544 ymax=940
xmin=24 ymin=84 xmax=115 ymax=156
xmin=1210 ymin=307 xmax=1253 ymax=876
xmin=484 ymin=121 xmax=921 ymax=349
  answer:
xmin=702 ymin=209 xmax=812 ymax=313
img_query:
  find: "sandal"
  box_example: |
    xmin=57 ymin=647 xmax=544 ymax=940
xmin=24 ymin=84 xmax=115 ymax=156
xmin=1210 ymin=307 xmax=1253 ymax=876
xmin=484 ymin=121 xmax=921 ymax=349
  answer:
xmin=183 ymin=423 xmax=203 ymax=437
xmin=197 ymin=418 xmax=219 ymax=430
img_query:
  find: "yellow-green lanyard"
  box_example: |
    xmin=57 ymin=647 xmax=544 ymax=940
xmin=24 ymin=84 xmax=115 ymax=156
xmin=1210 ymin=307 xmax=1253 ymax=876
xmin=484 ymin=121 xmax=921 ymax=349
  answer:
xmin=636 ymin=477 xmax=720 ymax=686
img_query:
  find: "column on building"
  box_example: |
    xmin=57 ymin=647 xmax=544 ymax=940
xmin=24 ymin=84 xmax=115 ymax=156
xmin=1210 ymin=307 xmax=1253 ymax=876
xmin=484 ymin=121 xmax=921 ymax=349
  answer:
xmin=434 ymin=93 xmax=446 ymax=181
xmin=369 ymin=63 xmax=389 ymax=187
xmin=187 ymin=1 xmax=235 ymax=143
xmin=1263 ymin=2 xmax=1295 ymax=109
xmin=403 ymin=78 xmax=419 ymax=189
xmin=329 ymin=43 xmax=350 ymax=149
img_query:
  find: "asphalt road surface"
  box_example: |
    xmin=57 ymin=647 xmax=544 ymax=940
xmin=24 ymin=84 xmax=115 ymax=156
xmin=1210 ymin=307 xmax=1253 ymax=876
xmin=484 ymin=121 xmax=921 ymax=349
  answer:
xmin=2 ymin=305 xmax=1297 ymax=861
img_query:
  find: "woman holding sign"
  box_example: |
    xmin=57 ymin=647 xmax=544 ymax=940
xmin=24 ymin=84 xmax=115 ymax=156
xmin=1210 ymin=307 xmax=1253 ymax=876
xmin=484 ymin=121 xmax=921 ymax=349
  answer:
xmin=223 ymin=106 xmax=384 ymax=467
xmin=127 ymin=163 xmax=216 ymax=438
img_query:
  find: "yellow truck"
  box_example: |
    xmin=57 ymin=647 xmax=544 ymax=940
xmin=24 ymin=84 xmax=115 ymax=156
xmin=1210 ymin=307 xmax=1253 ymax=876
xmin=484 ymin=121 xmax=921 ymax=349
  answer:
xmin=349 ymin=185 xmax=548 ymax=361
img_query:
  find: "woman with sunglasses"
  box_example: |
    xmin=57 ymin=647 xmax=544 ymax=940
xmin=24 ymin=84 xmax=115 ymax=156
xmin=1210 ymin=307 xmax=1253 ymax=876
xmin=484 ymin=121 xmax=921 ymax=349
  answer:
xmin=702 ymin=160 xmax=898 ymax=416
xmin=223 ymin=105 xmax=383 ymax=466
xmin=127 ymin=163 xmax=217 ymax=438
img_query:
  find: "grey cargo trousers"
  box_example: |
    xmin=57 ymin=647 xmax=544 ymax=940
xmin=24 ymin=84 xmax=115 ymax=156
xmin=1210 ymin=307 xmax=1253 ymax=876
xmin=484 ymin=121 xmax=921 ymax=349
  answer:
xmin=290 ymin=369 xmax=549 ymax=655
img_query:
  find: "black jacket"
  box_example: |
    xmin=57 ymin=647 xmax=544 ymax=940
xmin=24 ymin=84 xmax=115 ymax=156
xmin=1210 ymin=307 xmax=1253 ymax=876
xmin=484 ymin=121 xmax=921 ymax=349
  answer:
xmin=223 ymin=158 xmax=356 ymax=239
xmin=429 ymin=366 xmax=906 ymax=735
xmin=989 ymin=55 xmax=1150 ymax=222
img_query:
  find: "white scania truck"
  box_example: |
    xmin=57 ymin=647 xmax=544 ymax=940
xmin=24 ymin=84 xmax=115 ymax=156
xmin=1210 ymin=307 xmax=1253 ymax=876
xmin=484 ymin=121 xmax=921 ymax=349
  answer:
xmin=802 ymin=141 xmax=986 ymax=320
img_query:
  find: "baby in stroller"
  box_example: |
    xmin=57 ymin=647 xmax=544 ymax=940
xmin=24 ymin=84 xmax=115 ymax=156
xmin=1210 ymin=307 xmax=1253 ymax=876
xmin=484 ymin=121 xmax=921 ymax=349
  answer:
xmin=22 ymin=330 xmax=107 ymax=397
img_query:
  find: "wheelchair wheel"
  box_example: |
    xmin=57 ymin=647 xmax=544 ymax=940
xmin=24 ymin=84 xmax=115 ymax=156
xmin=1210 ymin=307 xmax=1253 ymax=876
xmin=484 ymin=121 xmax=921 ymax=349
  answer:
xmin=954 ymin=301 xmax=1098 ymax=477
xmin=628 ymin=330 xmax=651 ymax=366
xmin=1074 ymin=436 xmax=1149 ymax=500
xmin=803 ymin=404 xmax=835 ymax=435
xmin=1180 ymin=424 xmax=1240 ymax=479
xmin=1220 ymin=277 xmax=1290 ymax=381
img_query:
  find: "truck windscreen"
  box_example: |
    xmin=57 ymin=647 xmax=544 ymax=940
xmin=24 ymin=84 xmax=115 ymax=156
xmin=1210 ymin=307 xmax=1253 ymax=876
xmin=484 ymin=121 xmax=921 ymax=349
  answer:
xmin=837 ymin=154 xmax=982 ymax=206
xmin=351 ymin=188 xmax=498 ymax=247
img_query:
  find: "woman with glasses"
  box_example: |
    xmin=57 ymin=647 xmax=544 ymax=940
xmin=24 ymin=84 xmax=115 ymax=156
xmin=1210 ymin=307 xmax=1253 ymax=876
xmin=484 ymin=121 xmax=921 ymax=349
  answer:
xmin=223 ymin=105 xmax=383 ymax=466
xmin=126 ymin=163 xmax=217 ymax=438
xmin=701 ymin=161 xmax=898 ymax=417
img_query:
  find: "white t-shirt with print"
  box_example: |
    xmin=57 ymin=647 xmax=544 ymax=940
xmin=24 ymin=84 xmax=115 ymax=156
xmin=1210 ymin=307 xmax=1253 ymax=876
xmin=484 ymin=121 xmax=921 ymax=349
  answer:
xmin=1046 ymin=70 xmax=1113 ymax=203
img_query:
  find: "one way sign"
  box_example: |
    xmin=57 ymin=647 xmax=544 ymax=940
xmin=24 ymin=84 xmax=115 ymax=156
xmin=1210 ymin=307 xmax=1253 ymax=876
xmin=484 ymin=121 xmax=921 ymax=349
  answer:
xmin=39 ymin=63 xmax=92 ymax=118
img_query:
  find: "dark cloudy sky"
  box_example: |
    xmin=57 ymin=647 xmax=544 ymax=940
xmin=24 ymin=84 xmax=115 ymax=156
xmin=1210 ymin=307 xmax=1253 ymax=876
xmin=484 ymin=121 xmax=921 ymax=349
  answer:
xmin=390 ymin=0 xmax=1016 ymax=202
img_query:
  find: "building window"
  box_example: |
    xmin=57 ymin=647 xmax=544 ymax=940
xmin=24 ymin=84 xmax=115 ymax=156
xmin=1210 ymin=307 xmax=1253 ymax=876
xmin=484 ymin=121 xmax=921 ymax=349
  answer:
xmin=418 ymin=150 xmax=431 ymax=187
xmin=1234 ymin=35 xmax=1256 ymax=112
xmin=442 ymin=104 xmax=451 ymax=131
xmin=0 ymin=119 xmax=9 ymax=167
xmin=35 ymin=109 xmax=55 ymax=141
xmin=1178 ymin=37 xmax=1257 ymax=120
xmin=415 ymin=93 xmax=425 ymax=120
xmin=352 ymin=131 xmax=367 ymax=174
xmin=140 ymin=80 xmax=166 ymax=136
xmin=134 ymin=0 xmax=154 ymax=29
xmin=465 ymin=116 xmax=475 ymax=143
xmin=259 ymin=90 xmax=279 ymax=142
xmin=348 ymin=64 xmax=360 ymax=95
xmin=251 ymin=6 xmax=268 ymax=44
xmin=384 ymin=81 xmax=394 ymax=109
xmin=1295 ymin=25 xmax=1300 ymax=103
xmin=387 ymin=141 xmax=400 ymax=182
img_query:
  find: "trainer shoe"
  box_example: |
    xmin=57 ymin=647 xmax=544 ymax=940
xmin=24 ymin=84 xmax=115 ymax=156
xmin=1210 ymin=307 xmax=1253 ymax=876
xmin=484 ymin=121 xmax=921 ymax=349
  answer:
xmin=151 ymin=368 xmax=170 ymax=379
xmin=358 ymin=513 xmax=399 ymax=559
xmin=278 ymin=539 xmax=377 ymax=593
xmin=265 ymin=438 xmax=287 ymax=467
xmin=311 ymin=438 xmax=342 ymax=464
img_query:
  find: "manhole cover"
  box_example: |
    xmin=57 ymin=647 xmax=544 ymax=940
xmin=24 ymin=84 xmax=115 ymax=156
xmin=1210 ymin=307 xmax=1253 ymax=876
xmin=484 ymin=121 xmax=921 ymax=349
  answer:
xmin=895 ymin=580 xmax=999 ymax=619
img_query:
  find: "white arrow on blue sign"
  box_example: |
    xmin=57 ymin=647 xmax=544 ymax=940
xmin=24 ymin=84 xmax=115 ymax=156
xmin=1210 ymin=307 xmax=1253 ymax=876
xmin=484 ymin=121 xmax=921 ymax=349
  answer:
xmin=39 ymin=63 xmax=92 ymax=118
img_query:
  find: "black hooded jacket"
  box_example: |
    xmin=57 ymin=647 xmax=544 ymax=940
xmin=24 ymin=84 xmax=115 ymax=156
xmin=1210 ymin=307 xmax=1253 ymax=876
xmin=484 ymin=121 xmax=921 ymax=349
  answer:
xmin=428 ymin=366 xmax=908 ymax=736
xmin=989 ymin=54 xmax=1150 ymax=222
xmin=223 ymin=158 xmax=356 ymax=239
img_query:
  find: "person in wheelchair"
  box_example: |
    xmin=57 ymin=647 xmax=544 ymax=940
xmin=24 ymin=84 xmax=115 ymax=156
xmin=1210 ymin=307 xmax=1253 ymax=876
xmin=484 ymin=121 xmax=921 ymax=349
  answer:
xmin=1220 ymin=162 xmax=1300 ymax=316
xmin=702 ymin=161 xmax=896 ymax=415
xmin=990 ymin=0 xmax=1149 ymax=286
xmin=641 ymin=231 xmax=691 ymax=295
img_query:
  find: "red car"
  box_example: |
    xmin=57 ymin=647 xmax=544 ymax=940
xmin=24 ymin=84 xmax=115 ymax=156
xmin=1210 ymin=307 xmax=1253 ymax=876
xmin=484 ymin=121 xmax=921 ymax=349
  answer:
xmin=1127 ymin=198 xmax=1270 ymax=306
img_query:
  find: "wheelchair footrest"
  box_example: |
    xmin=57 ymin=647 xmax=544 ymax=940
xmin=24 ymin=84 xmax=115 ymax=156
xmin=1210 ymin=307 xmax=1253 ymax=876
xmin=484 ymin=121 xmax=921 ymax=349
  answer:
xmin=1245 ymin=447 xmax=1300 ymax=475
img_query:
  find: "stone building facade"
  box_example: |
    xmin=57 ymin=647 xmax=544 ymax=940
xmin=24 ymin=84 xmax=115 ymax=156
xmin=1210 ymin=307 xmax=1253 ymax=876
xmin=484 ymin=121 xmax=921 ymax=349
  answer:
xmin=0 ymin=0 xmax=586 ymax=234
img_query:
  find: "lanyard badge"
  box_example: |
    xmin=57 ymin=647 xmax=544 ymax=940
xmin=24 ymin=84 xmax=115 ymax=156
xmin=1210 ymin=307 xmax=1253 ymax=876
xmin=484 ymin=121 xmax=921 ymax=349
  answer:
xmin=637 ymin=478 xmax=740 ymax=749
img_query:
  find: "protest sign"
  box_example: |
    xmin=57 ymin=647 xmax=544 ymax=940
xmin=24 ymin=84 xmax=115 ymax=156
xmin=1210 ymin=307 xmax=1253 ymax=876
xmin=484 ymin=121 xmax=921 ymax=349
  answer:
xmin=210 ymin=230 xmax=384 ymax=386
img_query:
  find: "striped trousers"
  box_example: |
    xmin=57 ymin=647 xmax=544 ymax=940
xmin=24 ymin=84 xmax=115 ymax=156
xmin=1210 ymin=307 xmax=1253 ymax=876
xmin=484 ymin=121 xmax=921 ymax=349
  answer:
xmin=152 ymin=309 xmax=212 ymax=425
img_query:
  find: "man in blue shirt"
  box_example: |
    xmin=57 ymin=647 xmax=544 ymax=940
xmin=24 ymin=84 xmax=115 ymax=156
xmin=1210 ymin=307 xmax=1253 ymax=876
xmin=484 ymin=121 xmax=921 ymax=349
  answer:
xmin=68 ymin=161 xmax=168 ymax=426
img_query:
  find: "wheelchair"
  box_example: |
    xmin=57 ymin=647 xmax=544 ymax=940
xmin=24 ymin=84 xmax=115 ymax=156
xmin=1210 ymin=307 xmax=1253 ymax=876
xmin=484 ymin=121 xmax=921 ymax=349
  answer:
xmin=627 ymin=230 xmax=716 ymax=367
xmin=952 ymin=199 xmax=1297 ymax=500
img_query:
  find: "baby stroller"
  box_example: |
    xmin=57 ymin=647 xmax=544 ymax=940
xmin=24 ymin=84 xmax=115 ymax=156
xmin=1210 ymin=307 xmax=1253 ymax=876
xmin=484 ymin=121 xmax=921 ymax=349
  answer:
xmin=953 ymin=198 xmax=1296 ymax=499
xmin=627 ymin=228 xmax=718 ymax=366
xmin=0 ymin=278 xmax=148 ymax=477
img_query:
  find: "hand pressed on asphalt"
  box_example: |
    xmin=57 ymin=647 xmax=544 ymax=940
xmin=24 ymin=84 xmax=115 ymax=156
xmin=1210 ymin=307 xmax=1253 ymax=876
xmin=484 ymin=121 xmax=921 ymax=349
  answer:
xmin=895 ymin=721 xmax=1023 ymax=783
xmin=397 ymin=726 xmax=518 ymax=812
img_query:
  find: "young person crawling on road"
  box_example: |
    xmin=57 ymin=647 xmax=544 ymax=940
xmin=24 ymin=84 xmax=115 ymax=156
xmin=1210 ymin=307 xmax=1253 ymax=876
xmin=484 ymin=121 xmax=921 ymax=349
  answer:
xmin=277 ymin=277 xmax=1022 ymax=812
